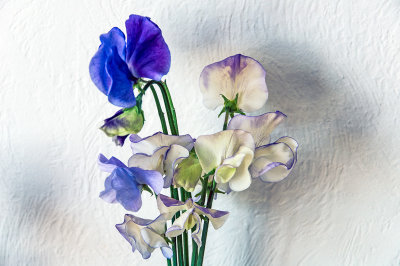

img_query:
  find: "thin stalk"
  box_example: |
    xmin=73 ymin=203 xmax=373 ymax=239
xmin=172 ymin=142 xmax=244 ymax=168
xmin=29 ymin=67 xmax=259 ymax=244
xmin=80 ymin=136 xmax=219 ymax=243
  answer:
xmin=180 ymin=188 xmax=189 ymax=266
xmin=222 ymin=111 xmax=230 ymax=130
xmin=196 ymin=180 xmax=216 ymax=266
xmin=150 ymin=85 xmax=168 ymax=134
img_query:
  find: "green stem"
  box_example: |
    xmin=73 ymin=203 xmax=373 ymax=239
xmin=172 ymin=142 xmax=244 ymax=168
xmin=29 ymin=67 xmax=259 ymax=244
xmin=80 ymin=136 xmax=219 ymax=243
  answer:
xmin=190 ymin=237 xmax=198 ymax=266
xmin=150 ymin=85 xmax=168 ymax=134
xmin=223 ymin=111 xmax=230 ymax=130
xmin=180 ymin=188 xmax=189 ymax=266
xmin=196 ymin=180 xmax=216 ymax=266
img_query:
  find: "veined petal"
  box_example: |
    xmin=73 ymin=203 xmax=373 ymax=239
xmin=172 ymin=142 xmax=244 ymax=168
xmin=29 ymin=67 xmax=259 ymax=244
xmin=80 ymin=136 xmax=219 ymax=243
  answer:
xmin=105 ymin=47 xmax=136 ymax=108
xmin=89 ymin=27 xmax=126 ymax=96
xmin=157 ymin=194 xmax=188 ymax=220
xmin=199 ymin=54 xmax=268 ymax=112
xmin=130 ymin=132 xmax=194 ymax=155
xmin=125 ymin=15 xmax=171 ymax=81
xmin=98 ymin=153 xmax=126 ymax=173
xmin=194 ymin=204 xmax=229 ymax=230
xmin=250 ymin=137 xmax=298 ymax=182
xmin=227 ymin=111 xmax=286 ymax=147
xmin=129 ymin=167 xmax=164 ymax=195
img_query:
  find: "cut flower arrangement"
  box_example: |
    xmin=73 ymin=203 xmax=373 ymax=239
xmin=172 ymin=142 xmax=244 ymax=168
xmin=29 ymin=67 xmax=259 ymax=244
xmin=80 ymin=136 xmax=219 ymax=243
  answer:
xmin=90 ymin=14 xmax=299 ymax=266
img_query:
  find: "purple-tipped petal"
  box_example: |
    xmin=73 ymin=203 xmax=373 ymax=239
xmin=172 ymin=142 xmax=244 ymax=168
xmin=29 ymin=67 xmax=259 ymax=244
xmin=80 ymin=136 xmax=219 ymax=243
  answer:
xmin=227 ymin=111 xmax=286 ymax=147
xmin=98 ymin=154 xmax=126 ymax=173
xmin=194 ymin=204 xmax=229 ymax=229
xmin=125 ymin=15 xmax=171 ymax=81
xmin=199 ymin=54 xmax=268 ymax=112
xmin=130 ymin=167 xmax=164 ymax=194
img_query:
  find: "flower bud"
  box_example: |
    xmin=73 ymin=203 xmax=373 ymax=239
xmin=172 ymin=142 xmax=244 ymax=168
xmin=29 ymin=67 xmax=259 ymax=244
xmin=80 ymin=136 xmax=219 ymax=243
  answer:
xmin=100 ymin=106 xmax=144 ymax=145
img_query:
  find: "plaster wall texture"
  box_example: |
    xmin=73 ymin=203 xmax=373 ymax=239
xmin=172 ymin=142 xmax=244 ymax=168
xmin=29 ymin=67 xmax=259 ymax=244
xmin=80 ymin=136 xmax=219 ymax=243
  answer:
xmin=1 ymin=0 xmax=400 ymax=265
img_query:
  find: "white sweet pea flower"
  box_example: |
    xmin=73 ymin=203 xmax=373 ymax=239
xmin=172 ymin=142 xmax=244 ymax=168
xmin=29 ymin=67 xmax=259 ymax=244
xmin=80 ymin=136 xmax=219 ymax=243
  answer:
xmin=199 ymin=54 xmax=268 ymax=113
xmin=128 ymin=132 xmax=194 ymax=187
xmin=157 ymin=194 xmax=229 ymax=247
xmin=194 ymin=130 xmax=255 ymax=191
xmin=116 ymin=214 xmax=173 ymax=259
xmin=227 ymin=112 xmax=298 ymax=182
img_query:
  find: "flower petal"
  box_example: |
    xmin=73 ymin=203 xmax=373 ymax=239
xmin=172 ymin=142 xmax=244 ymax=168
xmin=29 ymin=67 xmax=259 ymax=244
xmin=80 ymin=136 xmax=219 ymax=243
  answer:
xmin=89 ymin=27 xmax=126 ymax=96
xmin=141 ymin=227 xmax=172 ymax=259
xmin=190 ymin=212 xmax=203 ymax=246
xmin=105 ymin=47 xmax=136 ymax=107
xmin=194 ymin=204 xmax=229 ymax=230
xmin=125 ymin=14 xmax=171 ymax=81
xmin=199 ymin=54 xmax=268 ymax=112
xmin=164 ymin=144 xmax=190 ymax=187
xmin=129 ymin=167 xmax=164 ymax=195
xmin=227 ymin=111 xmax=286 ymax=147
xmin=128 ymin=146 xmax=168 ymax=173
xmin=157 ymin=194 xmax=188 ymax=220
xmin=165 ymin=209 xmax=194 ymax=238
xmin=98 ymin=153 xmax=126 ymax=173
xmin=130 ymin=132 xmax=194 ymax=155
xmin=250 ymin=137 xmax=298 ymax=182
xmin=194 ymin=130 xmax=255 ymax=191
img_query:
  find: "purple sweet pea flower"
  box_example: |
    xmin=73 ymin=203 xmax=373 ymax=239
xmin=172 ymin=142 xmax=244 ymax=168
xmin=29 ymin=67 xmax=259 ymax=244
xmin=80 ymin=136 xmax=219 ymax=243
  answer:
xmin=116 ymin=214 xmax=173 ymax=259
xmin=98 ymin=154 xmax=163 ymax=212
xmin=89 ymin=14 xmax=171 ymax=108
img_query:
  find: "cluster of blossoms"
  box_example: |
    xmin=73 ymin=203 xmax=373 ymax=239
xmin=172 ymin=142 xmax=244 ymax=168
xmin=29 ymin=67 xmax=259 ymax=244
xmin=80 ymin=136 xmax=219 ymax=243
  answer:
xmin=90 ymin=14 xmax=298 ymax=266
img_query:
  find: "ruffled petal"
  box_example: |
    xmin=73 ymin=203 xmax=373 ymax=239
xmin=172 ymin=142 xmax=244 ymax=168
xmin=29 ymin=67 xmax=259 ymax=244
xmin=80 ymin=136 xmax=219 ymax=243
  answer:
xmin=227 ymin=111 xmax=286 ymax=147
xmin=141 ymin=228 xmax=172 ymax=259
xmin=194 ymin=130 xmax=255 ymax=191
xmin=165 ymin=209 xmax=194 ymax=238
xmin=129 ymin=167 xmax=164 ymax=195
xmin=163 ymin=144 xmax=190 ymax=187
xmin=98 ymin=153 xmax=126 ymax=173
xmin=157 ymin=194 xmax=188 ymax=220
xmin=194 ymin=205 xmax=229 ymax=230
xmin=130 ymin=132 xmax=194 ymax=155
xmin=199 ymin=54 xmax=268 ymax=112
xmin=190 ymin=212 xmax=203 ymax=246
xmin=105 ymin=47 xmax=136 ymax=107
xmin=89 ymin=27 xmax=126 ymax=95
xmin=125 ymin=14 xmax=171 ymax=81
xmin=128 ymin=146 xmax=169 ymax=173
xmin=250 ymin=137 xmax=298 ymax=182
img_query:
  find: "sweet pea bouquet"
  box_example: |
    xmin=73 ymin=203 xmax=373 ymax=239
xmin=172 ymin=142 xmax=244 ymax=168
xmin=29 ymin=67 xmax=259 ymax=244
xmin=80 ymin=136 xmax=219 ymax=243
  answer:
xmin=90 ymin=14 xmax=298 ymax=266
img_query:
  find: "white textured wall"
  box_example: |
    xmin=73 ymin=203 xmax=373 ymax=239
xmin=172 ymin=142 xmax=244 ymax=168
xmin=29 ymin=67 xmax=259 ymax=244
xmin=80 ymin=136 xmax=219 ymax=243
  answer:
xmin=1 ymin=0 xmax=400 ymax=265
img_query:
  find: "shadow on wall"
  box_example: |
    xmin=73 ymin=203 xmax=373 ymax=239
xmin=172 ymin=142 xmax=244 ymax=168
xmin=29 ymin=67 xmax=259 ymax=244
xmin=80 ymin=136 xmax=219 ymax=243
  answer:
xmin=225 ymin=41 xmax=378 ymax=264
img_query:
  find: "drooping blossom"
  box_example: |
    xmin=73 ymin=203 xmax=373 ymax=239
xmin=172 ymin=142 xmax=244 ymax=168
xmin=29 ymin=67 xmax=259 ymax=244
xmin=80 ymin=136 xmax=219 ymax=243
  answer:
xmin=227 ymin=112 xmax=298 ymax=182
xmin=199 ymin=54 xmax=268 ymax=113
xmin=157 ymin=194 xmax=229 ymax=246
xmin=100 ymin=106 xmax=144 ymax=146
xmin=89 ymin=14 xmax=171 ymax=107
xmin=98 ymin=154 xmax=163 ymax=211
xmin=116 ymin=214 xmax=173 ymax=259
xmin=194 ymin=130 xmax=255 ymax=191
xmin=128 ymin=132 xmax=194 ymax=187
